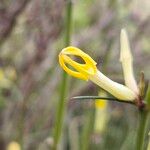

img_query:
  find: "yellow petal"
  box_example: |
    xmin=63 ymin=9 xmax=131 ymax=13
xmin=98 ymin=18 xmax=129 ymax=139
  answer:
xmin=59 ymin=46 xmax=97 ymax=80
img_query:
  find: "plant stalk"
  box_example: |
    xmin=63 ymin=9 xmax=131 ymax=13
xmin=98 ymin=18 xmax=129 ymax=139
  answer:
xmin=136 ymin=109 xmax=148 ymax=150
xmin=72 ymin=96 xmax=135 ymax=105
xmin=81 ymin=107 xmax=95 ymax=150
xmin=53 ymin=0 xmax=72 ymax=149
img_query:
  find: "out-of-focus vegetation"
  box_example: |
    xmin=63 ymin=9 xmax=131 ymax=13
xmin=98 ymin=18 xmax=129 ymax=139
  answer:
xmin=0 ymin=0 xmax=150 ymax=150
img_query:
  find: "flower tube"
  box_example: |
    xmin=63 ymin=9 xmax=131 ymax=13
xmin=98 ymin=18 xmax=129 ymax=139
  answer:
xmin=59 ymin=46 xmax=137 ymax=101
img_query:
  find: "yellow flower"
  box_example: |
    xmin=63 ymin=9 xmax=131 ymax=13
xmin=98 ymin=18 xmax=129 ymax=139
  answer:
xmin=59 ymin=46 xmax=137 ymax=101
xmin=7 ymin=141 xmax=21 ymax=150
xmin=59 ymin=46 xmax=97 ymax=80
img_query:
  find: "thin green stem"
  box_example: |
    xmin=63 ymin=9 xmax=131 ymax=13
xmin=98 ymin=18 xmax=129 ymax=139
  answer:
xmin=53 ymin=0 xmax=72 ymax=149
xmin=65 ymin=0 xmax=72 ymax=46
xmin=81 ymin=107 xmax=95 ymax=150
xmin=136 ymin=109 xmax=148 ymax=150
xmin=72 ymin=96 xmax=135 ymax=105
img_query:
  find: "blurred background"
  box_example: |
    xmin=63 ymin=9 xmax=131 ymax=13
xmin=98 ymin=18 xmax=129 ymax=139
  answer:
xmin=0 ymin=0 xmax=150 ymax=150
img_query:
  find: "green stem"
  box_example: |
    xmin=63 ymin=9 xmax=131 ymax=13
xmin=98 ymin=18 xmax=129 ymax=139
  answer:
xmin=53 ymin=1 xmax=72 ymax=149
xmin=136 ymin=109 xmax=148 ymax=150
xmin=65 ymin=0 xmax=72 ymax=46
xmin=81 ymin=107 xmax=95 ymax=150
xmin=72 ymin=96 xmax=135 ymax=105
